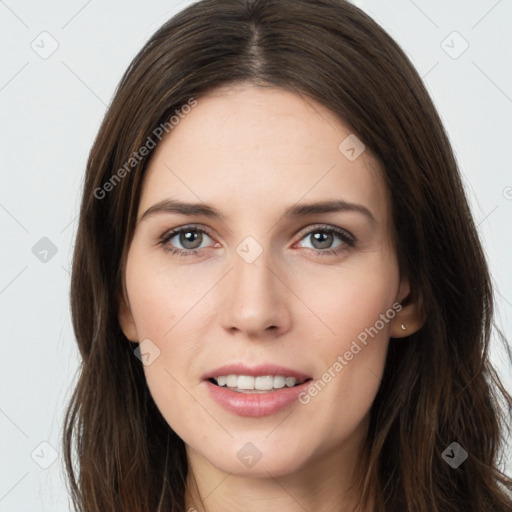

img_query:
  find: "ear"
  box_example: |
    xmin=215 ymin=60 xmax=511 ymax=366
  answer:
xmin=118 ymin=288 xmax=139 ymax=342
xmin=389 ymin=279 xmax=425 ymax=338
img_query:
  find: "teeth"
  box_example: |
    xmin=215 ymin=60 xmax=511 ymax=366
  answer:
xmin=273 ymin=376 xmax=286 ymax=389
xmin=255 ymin=376 xmax=274 ymax=390
xmin=285 ymin=377 xmax=297 ymax=387
xmin=212 ymin=374 xmax=303 ymax=390
xmin=238 ymin=375 xmax=255 ymax=390
xmin=226 ymin=375 xmax=238 ymax=387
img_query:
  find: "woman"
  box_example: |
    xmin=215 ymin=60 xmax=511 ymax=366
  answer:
xmin=63 ymin=0 xmax=512 ymax=510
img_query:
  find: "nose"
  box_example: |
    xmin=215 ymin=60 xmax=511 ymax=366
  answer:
xmin=219 ymin=247 xmax=292 ymax=339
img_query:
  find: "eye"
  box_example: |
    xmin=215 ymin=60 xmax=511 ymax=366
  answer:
xmin=295 ymin=224 xmax=355 ymax=256
xmin=159 ymin=225 xmax=215 ymax=256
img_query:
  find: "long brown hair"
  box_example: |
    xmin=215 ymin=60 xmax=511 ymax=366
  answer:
xmin=63 ymin=0 xmax=512 ymax=510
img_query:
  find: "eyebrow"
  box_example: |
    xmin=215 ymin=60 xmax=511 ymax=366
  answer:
xmin=138 ymin=198 xmax=376 ymax=224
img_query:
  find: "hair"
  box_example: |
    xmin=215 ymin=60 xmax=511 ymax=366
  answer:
xmin=63 ymin=0 xmax=512 ymax=510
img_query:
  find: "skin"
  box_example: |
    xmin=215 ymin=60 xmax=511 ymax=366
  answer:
xmin=119 ymin=83 xmax=423 ymax=512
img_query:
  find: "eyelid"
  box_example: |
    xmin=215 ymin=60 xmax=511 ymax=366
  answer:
xmin=159 ymin=223 xmax=215 ymax=242
xmin=293 ymin=223 xmax=355 ymax=245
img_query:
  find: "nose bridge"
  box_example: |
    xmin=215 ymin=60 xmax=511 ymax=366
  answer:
xmin=219 ymin=236 xmax=290 ymax=335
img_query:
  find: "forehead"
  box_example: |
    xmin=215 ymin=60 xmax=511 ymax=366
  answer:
xmin=138 ymin=84 xmax=389 ymax=226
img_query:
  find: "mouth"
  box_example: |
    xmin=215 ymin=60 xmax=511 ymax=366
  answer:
xmin=201 ymin=363 xmax=314 ymax=415
xmin=207 ymin=375 xmax=313 ymax=393
xmin=203 ymin=371 xmax=314 ymax=417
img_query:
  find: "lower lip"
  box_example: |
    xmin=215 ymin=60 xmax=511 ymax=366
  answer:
xmin=203 ymin=379 xmax=312 ymax=417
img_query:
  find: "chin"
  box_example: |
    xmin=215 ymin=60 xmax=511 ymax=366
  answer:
xmin=204 ymin=440 xmax=312 ymax=478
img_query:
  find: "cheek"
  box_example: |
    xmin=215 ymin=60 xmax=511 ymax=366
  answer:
xmin=140 ymin=325 xmax=221 ymax=453
xmin=125 ymin=250 xmax=210 ymax=341
xmin=293 ymin=253 xmax=398 ymax=421
xmin=143 ymin=362 xmax=209 ymax=449
xmin=296 ymin=251 xmax=398 ymax=348
xmin=125 ymin=255 xmax=214 ymax=440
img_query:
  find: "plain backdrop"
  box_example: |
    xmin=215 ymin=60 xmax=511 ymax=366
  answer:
xmin=1 ymin=0 xmax=511 ymax=510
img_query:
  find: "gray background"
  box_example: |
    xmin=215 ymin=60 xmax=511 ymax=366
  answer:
xmin=1 ymin=0 xmax=511 ymax=510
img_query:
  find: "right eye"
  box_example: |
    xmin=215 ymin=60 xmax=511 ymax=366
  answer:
xmin=159 ymin=225 xmax=217 ymax=256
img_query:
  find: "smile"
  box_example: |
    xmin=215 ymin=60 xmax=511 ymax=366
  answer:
xmin=209 ymin=374 xmax=308 ymax=392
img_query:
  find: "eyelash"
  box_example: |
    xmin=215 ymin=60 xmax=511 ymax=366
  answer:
xmin=158 ymin=224 xmax=356 ymax=258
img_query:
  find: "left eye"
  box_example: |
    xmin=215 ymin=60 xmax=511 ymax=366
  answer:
xmin=296 ymin=227 xmax=353 ymax=251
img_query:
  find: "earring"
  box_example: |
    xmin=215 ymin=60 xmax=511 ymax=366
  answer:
xmin=401 ymin=324 xmax=406 ymax=331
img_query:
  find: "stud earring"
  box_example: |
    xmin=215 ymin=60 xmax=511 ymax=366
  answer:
xmin=401 ymin=324 xmax=406 ymax=331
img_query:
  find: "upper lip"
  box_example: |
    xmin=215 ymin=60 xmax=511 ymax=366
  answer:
xmin=201 ymin=363 xmax=312 ymax=382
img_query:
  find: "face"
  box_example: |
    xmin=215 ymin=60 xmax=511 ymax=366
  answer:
xmin=119 ymin=83 xmax=419 ymax=480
